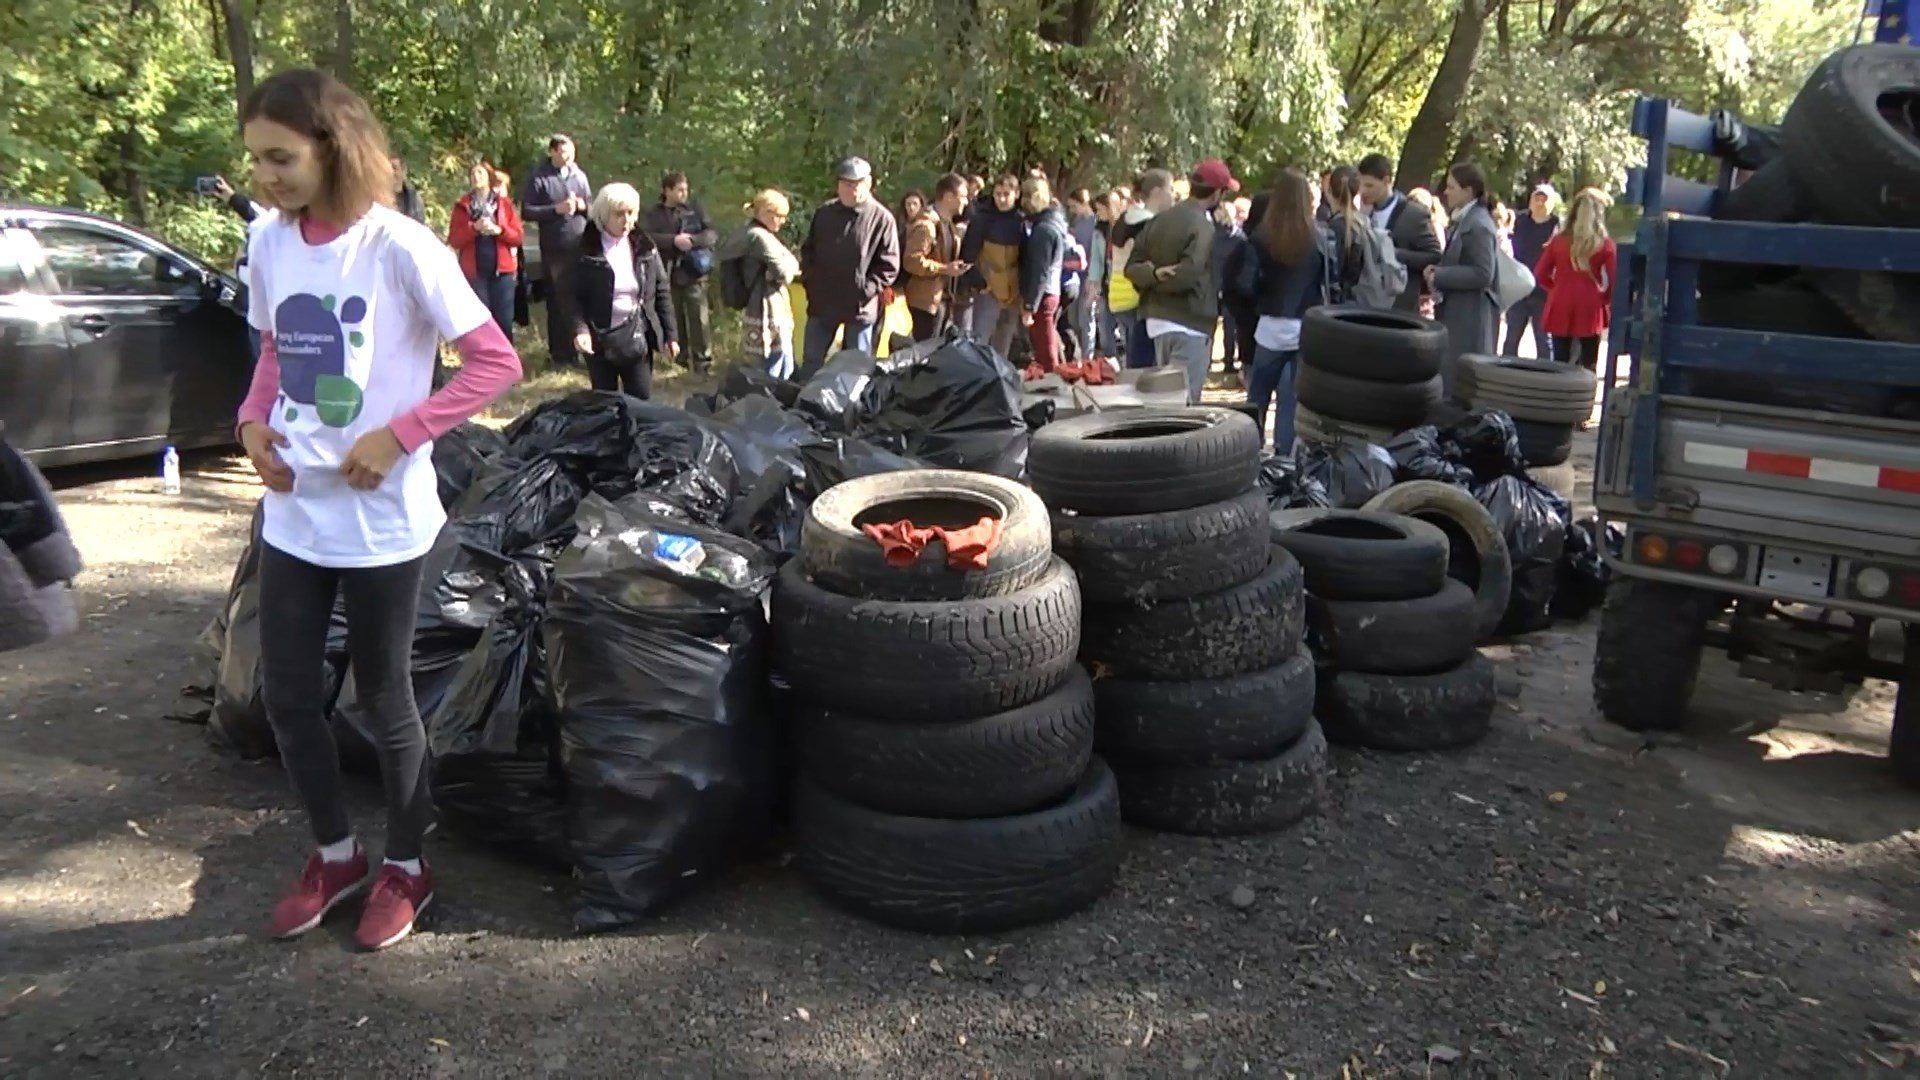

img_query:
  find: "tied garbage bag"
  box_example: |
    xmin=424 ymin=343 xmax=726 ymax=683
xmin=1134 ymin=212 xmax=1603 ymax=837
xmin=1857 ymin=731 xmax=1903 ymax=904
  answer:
xmin=432 ymin=422 xmax=508 ymax=508
xmin=1475 ymin=475 xmax=1570 ymax=635
xmin=1440 ymin=410 xmax=1525 ymax=483
xmin=426 ymin=554 xmax=569 ymax=866
xmin=1298 ymin=440 xmax=1396 ymax=509
xmin=1257 ymin=454 xmax=1331 ymax=510
xmin=450 ymin=456 xmax=586 ymax=558
xmin=795 ymin=349 xmax=880 ymax=433
xmin=798 ymin=437 xmax=922 ymax=497
xmin=707 ymin=396 xmax=822 ymax=555
xmin=854 ymin=335 xmax=1029 ymax=478
xmin=693 ymin=364 xmax=802 ymax=413
xmin=1552 ymin=516 xmax=1618 ymax=620
xmin=504 ymin=392 xmax=739 ymax=517
xmin=1385 ymin=426 xmax=1475 ymax=486
xmin=545 ymin=494 xmax=778 ymax=932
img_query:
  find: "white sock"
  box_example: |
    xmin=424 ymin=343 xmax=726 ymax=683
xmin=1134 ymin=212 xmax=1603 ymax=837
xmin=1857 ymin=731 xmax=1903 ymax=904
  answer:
xmin=385 ymin=857 xmax=423 ymax=876
xmin=318 ymin=837 xmax=358 ymax=864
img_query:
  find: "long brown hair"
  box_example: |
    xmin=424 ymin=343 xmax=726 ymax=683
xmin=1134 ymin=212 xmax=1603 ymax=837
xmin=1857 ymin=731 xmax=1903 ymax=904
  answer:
xmin=1447 ymin=162 xmax=1498 ymax=214
xmin=1254 ymin=168 xmax=1317 ymax=266
xmin=243 ymin=69 xmax=395 ymax=225
xmin=1327 ymin=164 xmax=1364 ymax=258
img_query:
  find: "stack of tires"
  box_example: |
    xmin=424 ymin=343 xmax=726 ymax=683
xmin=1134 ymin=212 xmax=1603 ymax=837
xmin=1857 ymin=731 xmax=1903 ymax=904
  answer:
xmin=1273 ymin=506 xmax=1499 ymax=752
xmin=773 ymin=470 xmax=1123 ymax=933
xmin=1032 ymin=407 xmax=1327 ymax=836
xmin=1293 ymin=306 xmax=1451 ymax=446
xmin=1453 ymin=354 xmax=1598 ymax=477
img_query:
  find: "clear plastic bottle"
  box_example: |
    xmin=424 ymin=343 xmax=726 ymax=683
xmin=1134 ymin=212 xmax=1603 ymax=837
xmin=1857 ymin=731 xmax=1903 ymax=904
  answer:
xmin=161 ymin=445 xmax=181 ymax=495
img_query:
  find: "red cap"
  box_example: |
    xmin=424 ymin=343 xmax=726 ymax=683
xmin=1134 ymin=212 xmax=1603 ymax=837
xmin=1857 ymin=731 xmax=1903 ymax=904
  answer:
xmin=1191 ymin=158 xmax=1240 ymax=193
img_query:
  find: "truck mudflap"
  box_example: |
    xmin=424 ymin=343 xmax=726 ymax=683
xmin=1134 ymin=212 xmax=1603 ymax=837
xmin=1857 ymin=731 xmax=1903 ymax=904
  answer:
xmin=1596 ymin=391 xmax=1920 ymax=622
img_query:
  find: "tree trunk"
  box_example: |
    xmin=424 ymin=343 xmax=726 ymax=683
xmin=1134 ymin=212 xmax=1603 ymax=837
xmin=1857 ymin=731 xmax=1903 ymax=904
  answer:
xmin=217 ymin=0 xmax=254 ymax=130
xmin=1395 ymin=0 xmax=1499 ymax=193
xmin=331 ymin=0 xmax=353 ymax=83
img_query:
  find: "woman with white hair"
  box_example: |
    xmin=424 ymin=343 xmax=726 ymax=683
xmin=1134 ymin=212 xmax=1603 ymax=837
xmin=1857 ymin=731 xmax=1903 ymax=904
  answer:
xmin=572 ymin=181 xmax=677 ymax=398
xmin=715 ymin=188 xmax=802 ymax=377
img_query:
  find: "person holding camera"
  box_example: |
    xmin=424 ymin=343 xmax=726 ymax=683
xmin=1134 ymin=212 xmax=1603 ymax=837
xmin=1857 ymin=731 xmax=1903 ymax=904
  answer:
xmin=448 ymin=160 xmax=525 ymax=336
xmin=643 ymin=171 xmax=718 ymax=375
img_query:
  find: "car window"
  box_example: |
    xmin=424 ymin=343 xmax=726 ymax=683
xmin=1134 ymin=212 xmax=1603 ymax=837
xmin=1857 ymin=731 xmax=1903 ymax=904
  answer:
xmin=0 ymin=233 xmax=26 ymax=295
xmin=29 ymin=224 xmax=182 ymax=297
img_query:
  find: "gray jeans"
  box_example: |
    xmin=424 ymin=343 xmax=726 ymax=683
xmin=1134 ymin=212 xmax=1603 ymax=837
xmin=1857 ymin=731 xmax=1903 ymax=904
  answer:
xmin=970 ymin=293 xmax=1023 ymax=360
xmin=1153 ymin=329 xmax=1212 ymax=404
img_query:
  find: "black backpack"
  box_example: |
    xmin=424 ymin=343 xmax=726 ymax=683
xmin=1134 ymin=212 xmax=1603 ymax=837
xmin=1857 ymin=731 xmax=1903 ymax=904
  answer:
xmin=717 ymin=227 xmax=759 ymax=310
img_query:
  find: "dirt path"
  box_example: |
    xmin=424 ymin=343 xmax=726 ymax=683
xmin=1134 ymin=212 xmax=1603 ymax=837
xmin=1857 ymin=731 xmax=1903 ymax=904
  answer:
xmin=2 ymin=437 xmax=1917 ymax=1079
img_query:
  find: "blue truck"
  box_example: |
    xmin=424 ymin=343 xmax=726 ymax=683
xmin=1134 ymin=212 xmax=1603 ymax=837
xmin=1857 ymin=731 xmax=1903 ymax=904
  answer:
xmin=1591 ymin=49 xmax=1920 ymax=777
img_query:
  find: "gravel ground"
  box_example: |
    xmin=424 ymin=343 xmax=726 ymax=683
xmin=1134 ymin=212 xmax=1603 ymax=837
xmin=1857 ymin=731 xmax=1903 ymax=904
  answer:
xmin=3 ymin=427 xmax=1918 ymax=1079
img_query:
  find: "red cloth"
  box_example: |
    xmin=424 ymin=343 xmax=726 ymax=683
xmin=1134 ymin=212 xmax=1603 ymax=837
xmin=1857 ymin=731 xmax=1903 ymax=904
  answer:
xmin=448 ymin=193 xmax=526 ymax=278
xmin=1534 ymin=233 xmax=1617 ymax=339
xmin=860 ymin=516 xmax=1004 ymax=571
xmin=1055 ymin=358 xmax=1114 ymax=385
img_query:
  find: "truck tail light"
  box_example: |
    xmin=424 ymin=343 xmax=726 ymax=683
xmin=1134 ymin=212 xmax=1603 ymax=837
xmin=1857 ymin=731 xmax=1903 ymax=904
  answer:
xmin=1707 ymin=545 xmax=1740 ymax=575
xmin=1638 ymin=534 xmax=1670 ymax=564
xmin=1672 ymin=540 xmax=1705 ymax=570
xmin=1899 ymin=574 xmax=1920 ymax=607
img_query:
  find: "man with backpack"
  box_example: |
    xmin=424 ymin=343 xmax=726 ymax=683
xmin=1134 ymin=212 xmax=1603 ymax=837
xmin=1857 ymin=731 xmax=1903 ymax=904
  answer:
xmin=645 ymin=171 xmax=720 ymax=375
xmin=1355 ymin=153 xmax=1441 ymax=313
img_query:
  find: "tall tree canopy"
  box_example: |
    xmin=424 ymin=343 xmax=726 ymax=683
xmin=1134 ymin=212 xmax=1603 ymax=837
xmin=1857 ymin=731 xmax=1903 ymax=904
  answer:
xmin=0 ymin=0 xmax=1857 ymax=265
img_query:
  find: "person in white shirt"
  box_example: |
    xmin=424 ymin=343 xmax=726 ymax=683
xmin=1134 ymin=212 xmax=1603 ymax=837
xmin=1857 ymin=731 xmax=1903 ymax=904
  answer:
xmin=569 ymin=183 xmax=678 ymax=399
xmin=235 ymin=68 xmax=523 ymax=952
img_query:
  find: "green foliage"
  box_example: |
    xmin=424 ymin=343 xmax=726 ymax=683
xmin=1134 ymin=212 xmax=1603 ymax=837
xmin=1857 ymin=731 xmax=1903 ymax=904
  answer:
xmin=0 ymin=0 xmax=1860 ymax=260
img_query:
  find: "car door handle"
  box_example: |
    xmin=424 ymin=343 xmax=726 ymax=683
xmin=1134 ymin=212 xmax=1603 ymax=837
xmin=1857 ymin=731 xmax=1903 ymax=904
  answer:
xmin=68 ymin=314 xmax=110 ymax=334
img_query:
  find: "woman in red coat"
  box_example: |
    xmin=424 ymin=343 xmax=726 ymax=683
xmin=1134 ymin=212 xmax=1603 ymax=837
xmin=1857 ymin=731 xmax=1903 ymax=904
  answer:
xmin=448 ymin=161 xmax=525 ymax=335
xmin=1533 ymin=187 xmax=1616 ymax=373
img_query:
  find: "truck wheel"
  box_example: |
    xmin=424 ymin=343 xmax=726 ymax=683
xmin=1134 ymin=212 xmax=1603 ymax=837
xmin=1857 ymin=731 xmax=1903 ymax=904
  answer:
xmin=1783 ymin=44 xmax=1920 ymax=229
xmin=1592 ymin=578 xmax=1722 ymax=731
xmin=1890 ymin=624 xmax=1920 ymax=788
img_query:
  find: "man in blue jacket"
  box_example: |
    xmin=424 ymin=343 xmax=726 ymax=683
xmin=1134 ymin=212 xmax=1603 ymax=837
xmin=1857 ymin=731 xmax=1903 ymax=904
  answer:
xmin=521 ymin=134 xmax=593 ymax=368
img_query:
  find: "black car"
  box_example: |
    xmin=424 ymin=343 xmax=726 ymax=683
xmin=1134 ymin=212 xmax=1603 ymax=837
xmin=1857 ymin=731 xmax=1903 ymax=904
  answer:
xmin=1 ymin=204 xmax=254 ymax=467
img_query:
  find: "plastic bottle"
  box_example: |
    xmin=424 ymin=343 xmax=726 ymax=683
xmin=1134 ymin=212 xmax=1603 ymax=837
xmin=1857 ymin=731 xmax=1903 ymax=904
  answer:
xmin=161 ymin=445 xmax=181 ymax=495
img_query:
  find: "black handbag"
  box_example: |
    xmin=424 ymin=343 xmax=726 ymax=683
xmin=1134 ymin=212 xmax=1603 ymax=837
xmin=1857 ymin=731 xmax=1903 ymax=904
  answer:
xmin=593 ymin=315 xmax=649 ymax=365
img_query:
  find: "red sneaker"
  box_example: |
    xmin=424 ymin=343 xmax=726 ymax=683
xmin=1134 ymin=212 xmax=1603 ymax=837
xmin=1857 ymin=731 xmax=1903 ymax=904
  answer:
xmin=268 ymin=847 xmax=369 ymax=939
xmin=354 ymin=862 xmax=435 ymax=952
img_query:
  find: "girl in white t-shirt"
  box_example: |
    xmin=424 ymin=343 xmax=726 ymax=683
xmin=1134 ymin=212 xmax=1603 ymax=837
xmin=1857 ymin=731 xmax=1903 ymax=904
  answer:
xmin=234 ymin=69 xmax=522 ymax=951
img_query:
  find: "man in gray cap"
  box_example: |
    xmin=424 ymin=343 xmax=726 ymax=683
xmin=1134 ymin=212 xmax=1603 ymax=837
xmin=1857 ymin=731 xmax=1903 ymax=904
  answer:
xmin=797 ymin=156 xmax=901 ymax=378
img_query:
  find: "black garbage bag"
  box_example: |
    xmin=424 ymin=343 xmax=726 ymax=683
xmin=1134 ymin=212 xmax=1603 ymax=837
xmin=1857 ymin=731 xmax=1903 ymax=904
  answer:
xmin=705 ymin=396 xmax=825 ymax=556
xmin=209 ymin=507 xmax=351 ymax=758
xmin=1257 ymin=454 xmax=1332 ymax=510
xmin=854 ymin=335 xmax=1029 ymax=478
xmin=545 ymin=494 xmax=779 ymax=932
xmin=425 ymin=553 xmax=569 ymax=867
xmin=1552 ymin=516 xmax=1618 ymax=621
xmin=1385 ymin=425 xmax=1476 ymax=486
xmin=504 ymin=392 xmax=739 ymax=516
xmin=798 ymin=437 xmax=923 ymax=496
xmin=1476 ymin=475 xmax=1570 ymax=635
xmin=1023 ymin=398 xmax=1057 ymax=431
xmin=449 ymin=456 xmax=586 ymax=558
xmin=1298 ymin=440 xmax=1396 ymax=509
xmin=432 ymin=422 xmax=509 ymax=508
xmin=795 ymin=349 xmax=879 ymax=433
xmin=1440 ymin=410 xmax=1526 ymax=483
xmin=696 ymin=364 xmax=802 ymax=413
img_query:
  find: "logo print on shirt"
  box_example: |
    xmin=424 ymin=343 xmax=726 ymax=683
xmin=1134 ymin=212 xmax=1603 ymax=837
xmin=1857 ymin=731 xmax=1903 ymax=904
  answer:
xmin=275 ymin=293 xmax=367 ymax=428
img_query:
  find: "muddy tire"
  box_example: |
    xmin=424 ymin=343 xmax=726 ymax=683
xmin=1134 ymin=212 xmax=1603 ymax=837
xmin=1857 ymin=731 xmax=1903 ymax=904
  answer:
xmin=1513 ymin=419 xmax=1574 ymax=468
xmin=796 ymin=667 xmax=1096 ymax=818
xmin=1316 ymin=653 xmax=1496 ymax=751
xmin=1783 ymin=44 xmax=1920 ymax=229
xmin=1306 ymin=579 xmax=1480 ymax=675
xmin=1270 ymin=509 xmax=1449 ymax=602
xmin=772 ymin=556 xmax=1081 ymax=722
xmin=1028 ymin=407 xmax=1260 ymax=515
xmin=1361 ymin=481 xmax=1513 ymax=641
xmin=800 ymin=470 xmax=1052 ymax=601
xmin=1296 ymin=366 xmax=1442 ymax=430
xmin=1053 ymin=490 xmax=1270 ymax=604
xmin=1079 ymin=548 xmax=1305 ymax=681
xmin=794 ymin=757 xmax=1123 ymax=933
xmin=1300 ymin=306 xmax=1448 ymax=382
xmin=1112 ymin=721 xmax=1327 ymax=836
xmin=1592 ymin=577 xmax=1722 ymax=732
xmin=1093 ymin=653 xmax=1316 ymax=766
xmin=1295 ymin=404 xmax=1398 ymax=447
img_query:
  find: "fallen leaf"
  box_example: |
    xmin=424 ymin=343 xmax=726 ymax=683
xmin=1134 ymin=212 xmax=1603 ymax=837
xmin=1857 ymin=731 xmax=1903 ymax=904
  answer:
xmin=929 ymin=959 xmax=945 ymax=975
xmin=1599 ymin=1034 xmax=1617 ymax=1055
xmin=795 ymin=1007 xmax=810 ymax=1022
xmin=127 ymin=820 xmax=147 ymax=838
xmin=1594 ymin=979 xmax=1607 ymax=995
xmin=1549 ymin=791 xmax=1569 ymax=803
xmin=428 ymin=1038 xmax=450 ymax=1050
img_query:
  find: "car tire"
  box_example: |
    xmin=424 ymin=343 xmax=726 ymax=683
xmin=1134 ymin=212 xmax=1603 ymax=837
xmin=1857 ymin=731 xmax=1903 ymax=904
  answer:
xmin=1592 ymin=577 xmax=1722 ymax=732
xmin=799 ymin=469 xmax=1052 ymax=601
xmin=794 ymin=756 xmax=1123 ymax=933
xmin=772 ymin=556 xmax=1081 ymax=722
xmin=1269 ymin=509 xmax=1449 ymax=602
xmin=1316 ymin=653 xmax=1495 ymax=751
xmin=1079 ymin=548 xmax=1304 ymax=681
xmin=1299 ymin=306 xmax=1447 ymax=382
xmin=1296 ymin=367 xmax=1442 ymax=431
xmin=1804 ymin=269 xmax=1920 ymax=345
xmin=1112 ymin=721 xmax=1327 ymax=836
xmin=796 ymin=667 xmax=1095 ymax=818
xmin=1468 ymin=356 xmax=1596 ymax=408
xmin=1295 ymin=404 xmax=1398 ymax=447
xmin=1529 ymin=461 xmax=1578 ymax=499
xmin=1028 ymin=407 xmax=1260 ymax=515
xmin=1052 ymin=490 xmax=1270 ymax=604
xmin=1093 ymin=652 xmax=1315 ymax=766
xmin=1306 ymin=578 xmax=1480 ymax=675
xmin=1361 ymin=481 xmax=1513 ymax=642
xmin=1783 ymin=44 xmax=1920 ymax=229
xmin=1513 ymin=418 xmax=1574 ymax=467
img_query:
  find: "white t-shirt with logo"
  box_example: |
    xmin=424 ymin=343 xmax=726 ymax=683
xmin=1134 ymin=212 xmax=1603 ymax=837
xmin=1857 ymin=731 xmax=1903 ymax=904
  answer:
xmin=246 ymin=205 xmax=492 ymax=568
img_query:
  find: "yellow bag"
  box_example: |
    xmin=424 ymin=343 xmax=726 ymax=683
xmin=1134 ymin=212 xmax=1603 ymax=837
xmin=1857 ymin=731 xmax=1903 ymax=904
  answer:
xmin=1108 ymin=268 xmax=1140 ymax=313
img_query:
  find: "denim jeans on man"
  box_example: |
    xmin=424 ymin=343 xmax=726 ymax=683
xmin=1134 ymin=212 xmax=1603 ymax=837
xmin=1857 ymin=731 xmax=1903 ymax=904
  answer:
xmin=1246 ymin=346 xmax=1300 ymax=453
xmin=970 ymin=293 xmax=1022 ymax=360
xmin=797 ymin=316 xmax=875 ymax=380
